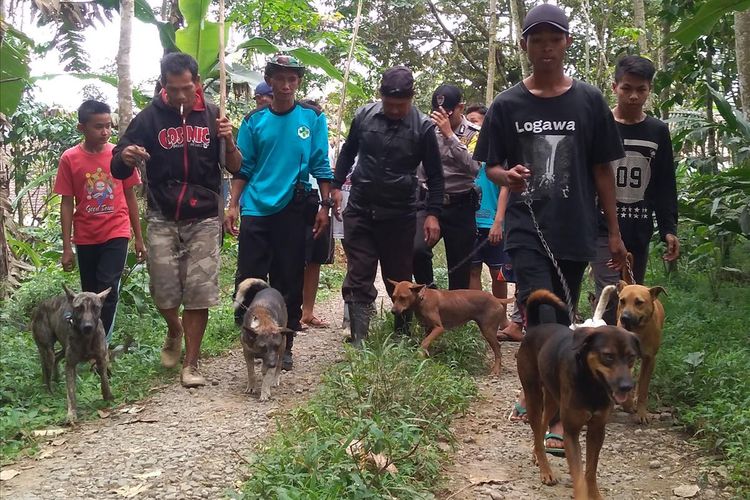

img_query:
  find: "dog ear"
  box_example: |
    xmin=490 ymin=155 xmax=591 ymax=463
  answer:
xmin=387 ymin=279 xmax=400 ymax=287
xmin=409 ymin=284 xmax=426 ymax=294
xmin=97 ymin=287 xmax=112 ymax=300
xmin=62 ymin=283 xmax=75 ymax=302
xmin=571 ymin=327 xmax=599 ymax=353
xmin=649 ymin=286 xmax=667 ymax=299
xmin=616 ymin=280 xmax=628 ymax=294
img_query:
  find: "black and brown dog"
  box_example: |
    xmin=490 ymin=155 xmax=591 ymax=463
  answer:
xmin=517 ymin=290 xmax=640 ymax=500
xmin=234 ymin=278 xmax=294 ymax=402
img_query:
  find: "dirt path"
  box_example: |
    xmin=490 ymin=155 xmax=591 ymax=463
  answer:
xmin=1 ymin=286 xmax=365 ymax=500
xmin=438 ymin=341 xmax=734 ymax=500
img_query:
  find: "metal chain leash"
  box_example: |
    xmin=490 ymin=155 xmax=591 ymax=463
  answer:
xmin=522 ymin=192 xmax=576 ymax=324
xmin=625 ymin=257 xmax=636 ymax=284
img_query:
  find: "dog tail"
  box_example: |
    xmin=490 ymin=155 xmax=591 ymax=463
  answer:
xmin=593 ymin=285 xmax=616 ymax=323
xmin=233 ymin=278 xmax=270 ymax=312
xmin=526 ymin=289 xmax=567 ymax=327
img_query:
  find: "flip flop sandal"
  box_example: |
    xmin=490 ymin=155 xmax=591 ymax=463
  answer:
xmin=302 ymin=317 xmax=330 ymax=328
xmin=544 ymin=432 xmax=566 ymax=457
xmin=508 ymin=401 xmax=527 ymax=422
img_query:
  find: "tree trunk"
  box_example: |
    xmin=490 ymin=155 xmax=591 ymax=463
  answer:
xmin=508 ymin=0 xmax=529 ymax=78
xmin=117 ymin=0 xmax=134 ymax=132
xmin=658 ymin=19 xmax=670 ymax=119
xmin=633 ymin=0 xmax=647 ymax=54
xmin=736 ymin=10 xmax=750 ymax=120
xmin=486 ymin=0 xmax=497 ymax=105
xmin=704 ymin=36 xmax=718 ymax=174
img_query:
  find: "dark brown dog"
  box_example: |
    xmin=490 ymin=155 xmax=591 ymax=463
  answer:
xmin=234 ymin=278 xmax=294 ymax=401
xmin=517 ymin=290 xmax=640 ymax=499
xmin=31 ymin=285 xmax=113 ymax=424
xmin=388 ymin=280 xmax=513 ymax=375
xmin=616 ymin=280 xmax=666 ymax=424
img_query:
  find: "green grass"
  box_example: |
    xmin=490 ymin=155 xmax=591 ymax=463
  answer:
xmin=0 ymin=255 xmax=237 ymax=463
xmin=240 ymin=321 xmax=484 ymax=499
xmin=0 ymin=240 xmax=347 ymax=465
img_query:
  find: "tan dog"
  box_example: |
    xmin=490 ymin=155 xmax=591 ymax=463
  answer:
xmin=616 ymin=280 xmax=666 ymax=424
xmin=388 ymin=280 xmax=513 ymax=375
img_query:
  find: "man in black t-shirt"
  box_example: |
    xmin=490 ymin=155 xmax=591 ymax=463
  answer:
xmin=473 ymin=3 xmax=626 ymax=453
xmin=591 ymin=56 xmax=679 ymax=298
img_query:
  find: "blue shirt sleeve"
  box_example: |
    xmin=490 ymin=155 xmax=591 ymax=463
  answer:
xmin=310 ymin=112 xmax=333 ymax=181
xmin=235 ymin=116 xmax=257 ymax=181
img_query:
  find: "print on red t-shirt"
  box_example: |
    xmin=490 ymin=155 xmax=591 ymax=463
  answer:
xmin=53 ymin=143 xmax=141 ymax=245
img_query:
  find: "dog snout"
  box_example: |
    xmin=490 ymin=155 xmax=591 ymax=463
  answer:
xmin=619 ymin=312 xmax=636 ymax=329
xmin=80 ymin=322 xmax=96 ymax=334
xmin=617 ymin=378 xmax=634 ymax=394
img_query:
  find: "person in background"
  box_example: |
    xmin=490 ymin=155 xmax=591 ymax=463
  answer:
xmin=590 ymin=55 xmax=679 ymax=296
xmin=465 ymin=103 xmax=487 ymax=127
xmin=330 ymin=66 xmax=444 ymax=346
xmin=55 ymin=99 xmax=145 ymax=345
xmin=253 ymin=81 xmax=273 ymax=108
xmin=412 ymin=84 xmax=481 ymax=291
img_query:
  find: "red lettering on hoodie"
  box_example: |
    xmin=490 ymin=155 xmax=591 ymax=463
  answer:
xmin=157 ymin=125 xmax=211 ymax=150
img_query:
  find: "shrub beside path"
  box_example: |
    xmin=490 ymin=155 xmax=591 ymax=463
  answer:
xmin=438 ymin=343 xmax=736 ymax=499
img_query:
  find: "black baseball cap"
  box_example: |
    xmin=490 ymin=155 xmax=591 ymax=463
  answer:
xmin=522 ymin=4 xmax=570 ymax=37
xmin=380 ymin=66 xmax=414 ymax=98
xmin=431 ymin=84 xmax=463 ymax=111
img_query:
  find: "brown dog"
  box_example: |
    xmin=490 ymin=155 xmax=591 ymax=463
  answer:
xmin=31 ymin=285 xmax=113 ymax=424
xmin=388 ymin=280 xmax=512 ymax=375
xmin=616 ymin=280 xmax=666 ymax=424
xmin=517 ymin=290 xmax=640 ymax=499
xmin=234 ymin=278 xmax=294 ymax=401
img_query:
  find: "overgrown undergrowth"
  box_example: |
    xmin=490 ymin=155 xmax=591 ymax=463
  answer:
xmin=241 ymin=321 xmax=485 ymax=499
xmin=648 ymin=271 xmax=750 ymax=489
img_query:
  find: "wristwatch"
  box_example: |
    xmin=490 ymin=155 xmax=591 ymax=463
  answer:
xmin=320 ymin=198 xmax=335 ymax=208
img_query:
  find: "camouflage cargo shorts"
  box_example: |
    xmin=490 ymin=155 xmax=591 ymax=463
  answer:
xmin=146 ymin=215 xmax=221 ymax=310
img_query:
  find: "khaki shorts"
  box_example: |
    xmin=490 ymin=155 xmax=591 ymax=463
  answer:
xmin=146 ymin=215 xmax=221 ymax=310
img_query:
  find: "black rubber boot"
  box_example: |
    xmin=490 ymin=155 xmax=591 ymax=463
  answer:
xmin=348 ymin=302 xmax=375 ymax=348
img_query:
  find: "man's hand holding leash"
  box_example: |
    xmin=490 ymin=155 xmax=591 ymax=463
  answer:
xmin=664 ymin=233 xmax=680 ymax=262
xmin=121 ymin=145 xmax=150 ymax=169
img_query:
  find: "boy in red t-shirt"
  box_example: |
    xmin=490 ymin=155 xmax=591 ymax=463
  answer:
xmin=53 ymin=100 xmax=145 ymax=343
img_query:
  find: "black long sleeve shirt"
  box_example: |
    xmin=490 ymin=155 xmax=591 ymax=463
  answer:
xmin=334 ymin=102 xmax=444 ymax=218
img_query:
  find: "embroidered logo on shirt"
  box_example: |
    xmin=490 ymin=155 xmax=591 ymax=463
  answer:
xmin=297 ymin=125 xmax=311 ymax=140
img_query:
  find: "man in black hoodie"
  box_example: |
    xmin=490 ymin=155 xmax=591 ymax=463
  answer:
xmin=112 ymin=53 xmax=241 ymax=388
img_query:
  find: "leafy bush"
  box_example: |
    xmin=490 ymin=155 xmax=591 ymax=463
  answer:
xmin=242 ymin=323 xmax=481 ymax=498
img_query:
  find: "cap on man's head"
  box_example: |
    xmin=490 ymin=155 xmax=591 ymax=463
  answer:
xmin=380 ymin=66 xmax=414 ymax=98
xmin=254 ymin=82 xmax=273 ymax=97
xmin=431 ymin=84 xmax=463 ymax=111
xmin=522 ymin=3 xmax=570 ymax=37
